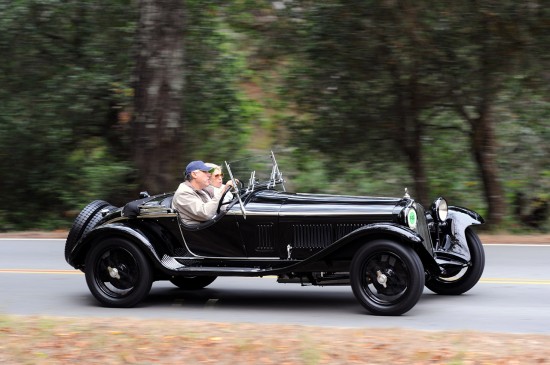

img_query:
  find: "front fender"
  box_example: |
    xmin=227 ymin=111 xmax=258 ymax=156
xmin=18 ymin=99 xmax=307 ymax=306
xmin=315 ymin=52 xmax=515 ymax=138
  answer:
xmin=68 ymin=223 xmax=162 ymax=269
xmin=272 ymin=222 xmax=438 ymax=274
xmin=309 ymin=222 xmax=428 ymax=260
xmin=436 ymin=206 xmax=484 ymax=264
xmin=343 ymin=222 xmax=424 ymax=245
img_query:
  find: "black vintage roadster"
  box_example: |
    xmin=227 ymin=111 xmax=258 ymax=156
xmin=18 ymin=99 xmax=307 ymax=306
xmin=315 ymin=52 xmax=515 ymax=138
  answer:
xmin=65 ymin=152 xmax=485 ymax=315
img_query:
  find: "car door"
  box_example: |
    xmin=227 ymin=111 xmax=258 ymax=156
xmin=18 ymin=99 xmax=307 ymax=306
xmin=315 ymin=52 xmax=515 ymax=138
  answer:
xmin=180 ymin=214 xmax=246 ymax=258
xmin=229 ymin=189 xmax=285 ymax=258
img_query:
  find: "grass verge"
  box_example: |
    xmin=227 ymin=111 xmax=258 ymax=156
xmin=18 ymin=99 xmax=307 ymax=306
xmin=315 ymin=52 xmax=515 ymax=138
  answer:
xmin=1 ymin=315 xmax=549 ymax=364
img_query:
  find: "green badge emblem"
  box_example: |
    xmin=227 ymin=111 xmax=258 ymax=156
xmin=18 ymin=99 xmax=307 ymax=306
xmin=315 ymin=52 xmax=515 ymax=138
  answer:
xmin=407 ymin=209 xmax=417 ymax=229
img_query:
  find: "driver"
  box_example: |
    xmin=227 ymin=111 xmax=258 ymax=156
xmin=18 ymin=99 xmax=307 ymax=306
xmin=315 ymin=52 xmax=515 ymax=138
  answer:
xmin=172 ymin=160 xmax=234 ymax=225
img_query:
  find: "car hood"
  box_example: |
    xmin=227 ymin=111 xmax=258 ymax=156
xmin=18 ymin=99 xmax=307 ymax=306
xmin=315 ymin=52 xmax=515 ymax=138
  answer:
xmin=254 ymin=190 xmax=405 ymax=206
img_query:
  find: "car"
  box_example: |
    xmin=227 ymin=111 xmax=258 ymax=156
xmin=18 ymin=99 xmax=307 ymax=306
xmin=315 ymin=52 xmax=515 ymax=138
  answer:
xmin=64 ymin=152 xmax=485 ymax=315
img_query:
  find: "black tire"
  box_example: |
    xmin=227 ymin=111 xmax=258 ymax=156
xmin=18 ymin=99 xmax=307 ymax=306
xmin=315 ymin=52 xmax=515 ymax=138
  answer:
xmin=65 ymin=200 xmax=114 ymax=261
xmin=169 ymin=276 xmax=217 ymax=290
xmin=350 ymin=240 xmax=425 ymax=316
xmin=425 ymin=228 xmax=485 ymax=295
xmin=85 ymin=238 xmax=153 ymax=307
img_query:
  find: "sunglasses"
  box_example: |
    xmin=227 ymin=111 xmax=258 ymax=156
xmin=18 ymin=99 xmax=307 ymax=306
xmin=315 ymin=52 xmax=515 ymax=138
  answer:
xmin=213 ymin=173 xmax=224 ymax=178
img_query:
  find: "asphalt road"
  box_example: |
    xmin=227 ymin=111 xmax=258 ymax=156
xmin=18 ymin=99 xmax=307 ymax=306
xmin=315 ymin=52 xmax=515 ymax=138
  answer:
xmin=1 ymin=239 xmax=549 ymax=334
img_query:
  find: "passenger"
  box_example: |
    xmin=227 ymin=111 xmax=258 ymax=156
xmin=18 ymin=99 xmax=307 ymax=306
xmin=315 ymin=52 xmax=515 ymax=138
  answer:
xmin=204 ymin=163 xmax=234 ymax=203
xmin=172 ymin=160 xmax=234 ymax=225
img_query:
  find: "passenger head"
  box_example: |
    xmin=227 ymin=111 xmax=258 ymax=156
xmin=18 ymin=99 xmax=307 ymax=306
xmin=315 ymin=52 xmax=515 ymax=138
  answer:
xmin=206 ymin=163 xmax=223 ymax=188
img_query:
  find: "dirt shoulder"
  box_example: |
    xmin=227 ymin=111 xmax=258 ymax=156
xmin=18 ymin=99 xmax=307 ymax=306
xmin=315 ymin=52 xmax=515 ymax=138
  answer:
xmin=1 ymin=230 xmax=549 ymax=244
xmin=1 ymin=316 xmax=549 ymax=364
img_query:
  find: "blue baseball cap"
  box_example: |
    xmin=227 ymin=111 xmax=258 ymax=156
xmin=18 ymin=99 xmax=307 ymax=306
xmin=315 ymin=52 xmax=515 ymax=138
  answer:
xmin=185 ymin=160 xmax=214 ymax=175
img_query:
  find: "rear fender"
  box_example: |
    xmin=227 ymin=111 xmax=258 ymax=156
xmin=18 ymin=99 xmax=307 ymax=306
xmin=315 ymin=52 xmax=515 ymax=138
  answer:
xmin=68 ymin=223 xmax=164 ymax=270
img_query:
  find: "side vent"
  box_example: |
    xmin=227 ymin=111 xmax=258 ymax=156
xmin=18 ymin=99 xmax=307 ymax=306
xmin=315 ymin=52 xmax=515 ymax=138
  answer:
xmin=256 ymin=224 xmax=274 ymax=252
xmin=335 ymin=224 xmax=365 ymax=240
xmin=292 ymin=224 xmax=332 ymax=249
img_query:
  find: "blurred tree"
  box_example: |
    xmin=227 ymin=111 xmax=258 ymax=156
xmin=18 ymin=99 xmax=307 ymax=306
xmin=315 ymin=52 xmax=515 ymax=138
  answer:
xmin=256 ymin=0 xmax=548 ymax=227
xmin=0 ymin=0 xmax=546 ymax=231
xmin=0 ymin=0 xmax=137 ymax=229
xmin=430 ymin=1 xmax=549 ymax=226
xmin=252 ymin=1 xmax=449 ymax=205
xmin=132 ymin=0 xmax=184 ymax=194
xmin=132 ymin=0 xmax=255 ymax=192
xmin=181 ymin=1 xmax=254 ymax=165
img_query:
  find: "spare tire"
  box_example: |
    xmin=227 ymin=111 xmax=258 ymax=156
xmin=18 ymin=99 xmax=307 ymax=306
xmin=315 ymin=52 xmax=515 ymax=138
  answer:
xmin=64 ymin=200 xmax=114 ymax=262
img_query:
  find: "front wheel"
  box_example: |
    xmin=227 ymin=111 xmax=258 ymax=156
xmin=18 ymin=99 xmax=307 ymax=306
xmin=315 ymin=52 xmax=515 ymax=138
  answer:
xmin=85 ymin=238 xmax=153 ymax=307
xmin=425 ymin=228 xmax=485 ymax=295
xmin=350 ymin=240 xmax=425 ymax=316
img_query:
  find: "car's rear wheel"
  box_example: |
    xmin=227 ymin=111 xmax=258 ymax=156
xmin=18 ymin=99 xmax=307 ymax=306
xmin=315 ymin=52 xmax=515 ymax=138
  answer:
xmin=169 ymin=276 xmax=217 ymax=290
xmin=65 ymin=200 xmax=114 ymax=261
xmin=350 ymin=239 xmax=425 ymax=316
xmin=425 ymin=228 xmax=485 ymax=295
xmin=85 ymin=238 xmax=153 ymax=307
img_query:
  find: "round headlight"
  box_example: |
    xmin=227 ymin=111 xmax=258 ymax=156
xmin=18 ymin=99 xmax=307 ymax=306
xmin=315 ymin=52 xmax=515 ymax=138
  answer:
xmin=432 ymin=197 xmax=448 ymax=222
xmin=406 ymin=208 xmax=417 ymax=229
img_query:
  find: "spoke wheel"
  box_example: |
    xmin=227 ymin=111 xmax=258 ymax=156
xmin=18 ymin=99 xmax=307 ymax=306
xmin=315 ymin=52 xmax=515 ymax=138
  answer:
xmin=426 ymin=228 xmax=485 ymax=295
xmin=85 ymin=238 xmax=152 ymax=307
xmin=170 ymin=276 xmax=217 ymax=290
xmin=350 ymin=240 xmax=424 ymax=316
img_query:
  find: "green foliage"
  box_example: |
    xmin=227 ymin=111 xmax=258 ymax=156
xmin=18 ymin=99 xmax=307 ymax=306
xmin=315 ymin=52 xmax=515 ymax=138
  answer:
xmin=279 ymin=149 xmax=413 ymax=198
xmin=256 ymin=0 xmax=548 ymax=228
xmin=0 ymin=0 xmax=137 ymax=230
xmin=0 ymin=0 xmax=547 ymax=231
xmin=422 ymin=111 xmax=486 ymax=215
xmin=496 ymin=83 xmax=550 ymax=230
xmin=182 ymin=1 xmax=255 ymax=165
xmin=60 ymin=138 xmax=136 ymax=208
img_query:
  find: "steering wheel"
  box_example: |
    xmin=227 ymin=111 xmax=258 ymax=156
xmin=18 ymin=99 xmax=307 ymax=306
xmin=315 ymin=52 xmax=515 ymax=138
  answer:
xmin=217 ymin=187 xmax=237 ymax=214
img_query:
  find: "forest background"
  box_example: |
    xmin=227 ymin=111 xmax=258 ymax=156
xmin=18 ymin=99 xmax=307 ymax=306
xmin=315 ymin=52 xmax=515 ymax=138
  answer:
xmin=0 ymin=0 xmax=548 ymax=233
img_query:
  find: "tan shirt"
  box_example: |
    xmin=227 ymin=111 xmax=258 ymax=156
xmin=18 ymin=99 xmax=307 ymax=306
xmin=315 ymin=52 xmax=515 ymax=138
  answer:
xmin=172 ymin=181 xmax=223 ymax=225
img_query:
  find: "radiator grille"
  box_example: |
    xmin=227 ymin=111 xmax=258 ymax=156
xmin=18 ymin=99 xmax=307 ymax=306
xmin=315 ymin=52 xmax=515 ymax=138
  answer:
xmin=415 ymin=204 xmax=433 ymax=254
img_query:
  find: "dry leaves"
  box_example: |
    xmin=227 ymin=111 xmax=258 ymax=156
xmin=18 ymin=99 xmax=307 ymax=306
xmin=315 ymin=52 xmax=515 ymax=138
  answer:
xmin=1 ymin=316 xmax=549 ymax=364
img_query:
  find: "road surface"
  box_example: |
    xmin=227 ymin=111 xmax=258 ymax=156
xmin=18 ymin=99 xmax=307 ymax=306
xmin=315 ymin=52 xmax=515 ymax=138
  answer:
xmin=1 ymin=239 xmax=549 ymax=334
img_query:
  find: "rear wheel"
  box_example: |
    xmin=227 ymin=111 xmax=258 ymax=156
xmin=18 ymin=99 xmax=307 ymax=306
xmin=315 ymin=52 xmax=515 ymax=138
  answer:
xmin=169 ymin=276 xmax=217 ymax=290
xmin=425 ymin=228 xmax=485 ymax=295
xmin=85 ymin=238 xmax=153 ymax=307
xmin=350 ymin=240 xmax=425 ymax=316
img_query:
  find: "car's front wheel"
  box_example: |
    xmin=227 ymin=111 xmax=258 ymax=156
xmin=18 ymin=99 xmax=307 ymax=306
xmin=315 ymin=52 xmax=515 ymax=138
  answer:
xmin=425 ymin=228 xmax=485 ymax=295
xmin=85 ymin=238 xmax=153 ymax=307
xmin=350 ymin=239 xmax=425 ymax=316
xmin=169 ymin=276 xmax=217 ymax=290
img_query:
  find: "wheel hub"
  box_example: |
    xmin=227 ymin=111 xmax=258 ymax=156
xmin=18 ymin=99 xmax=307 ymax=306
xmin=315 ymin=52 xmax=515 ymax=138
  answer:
xmin=376 ymin=270 xmax=388 ymax=288
xmin=108 ymin=266 xmax=121 ymax=279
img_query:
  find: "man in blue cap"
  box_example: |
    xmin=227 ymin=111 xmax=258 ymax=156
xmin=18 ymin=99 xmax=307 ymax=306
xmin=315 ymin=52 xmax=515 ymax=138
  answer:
xmin=172 ymin=160 xmax=234 ymax=225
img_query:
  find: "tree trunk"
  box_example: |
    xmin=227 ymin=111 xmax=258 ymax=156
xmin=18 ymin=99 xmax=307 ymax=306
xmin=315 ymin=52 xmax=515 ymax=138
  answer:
xmin=393 ymin=72 xmax=429 ymax=206
xmin=407 ymin=138 xmax=429 ymax=207
xmin=133 ymin=0 xmax=185 ymax=194
xmin=470 ymin=110 xmax=505 ymax=227
xmin=398 ymin=115 xmax=429 ymax=207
